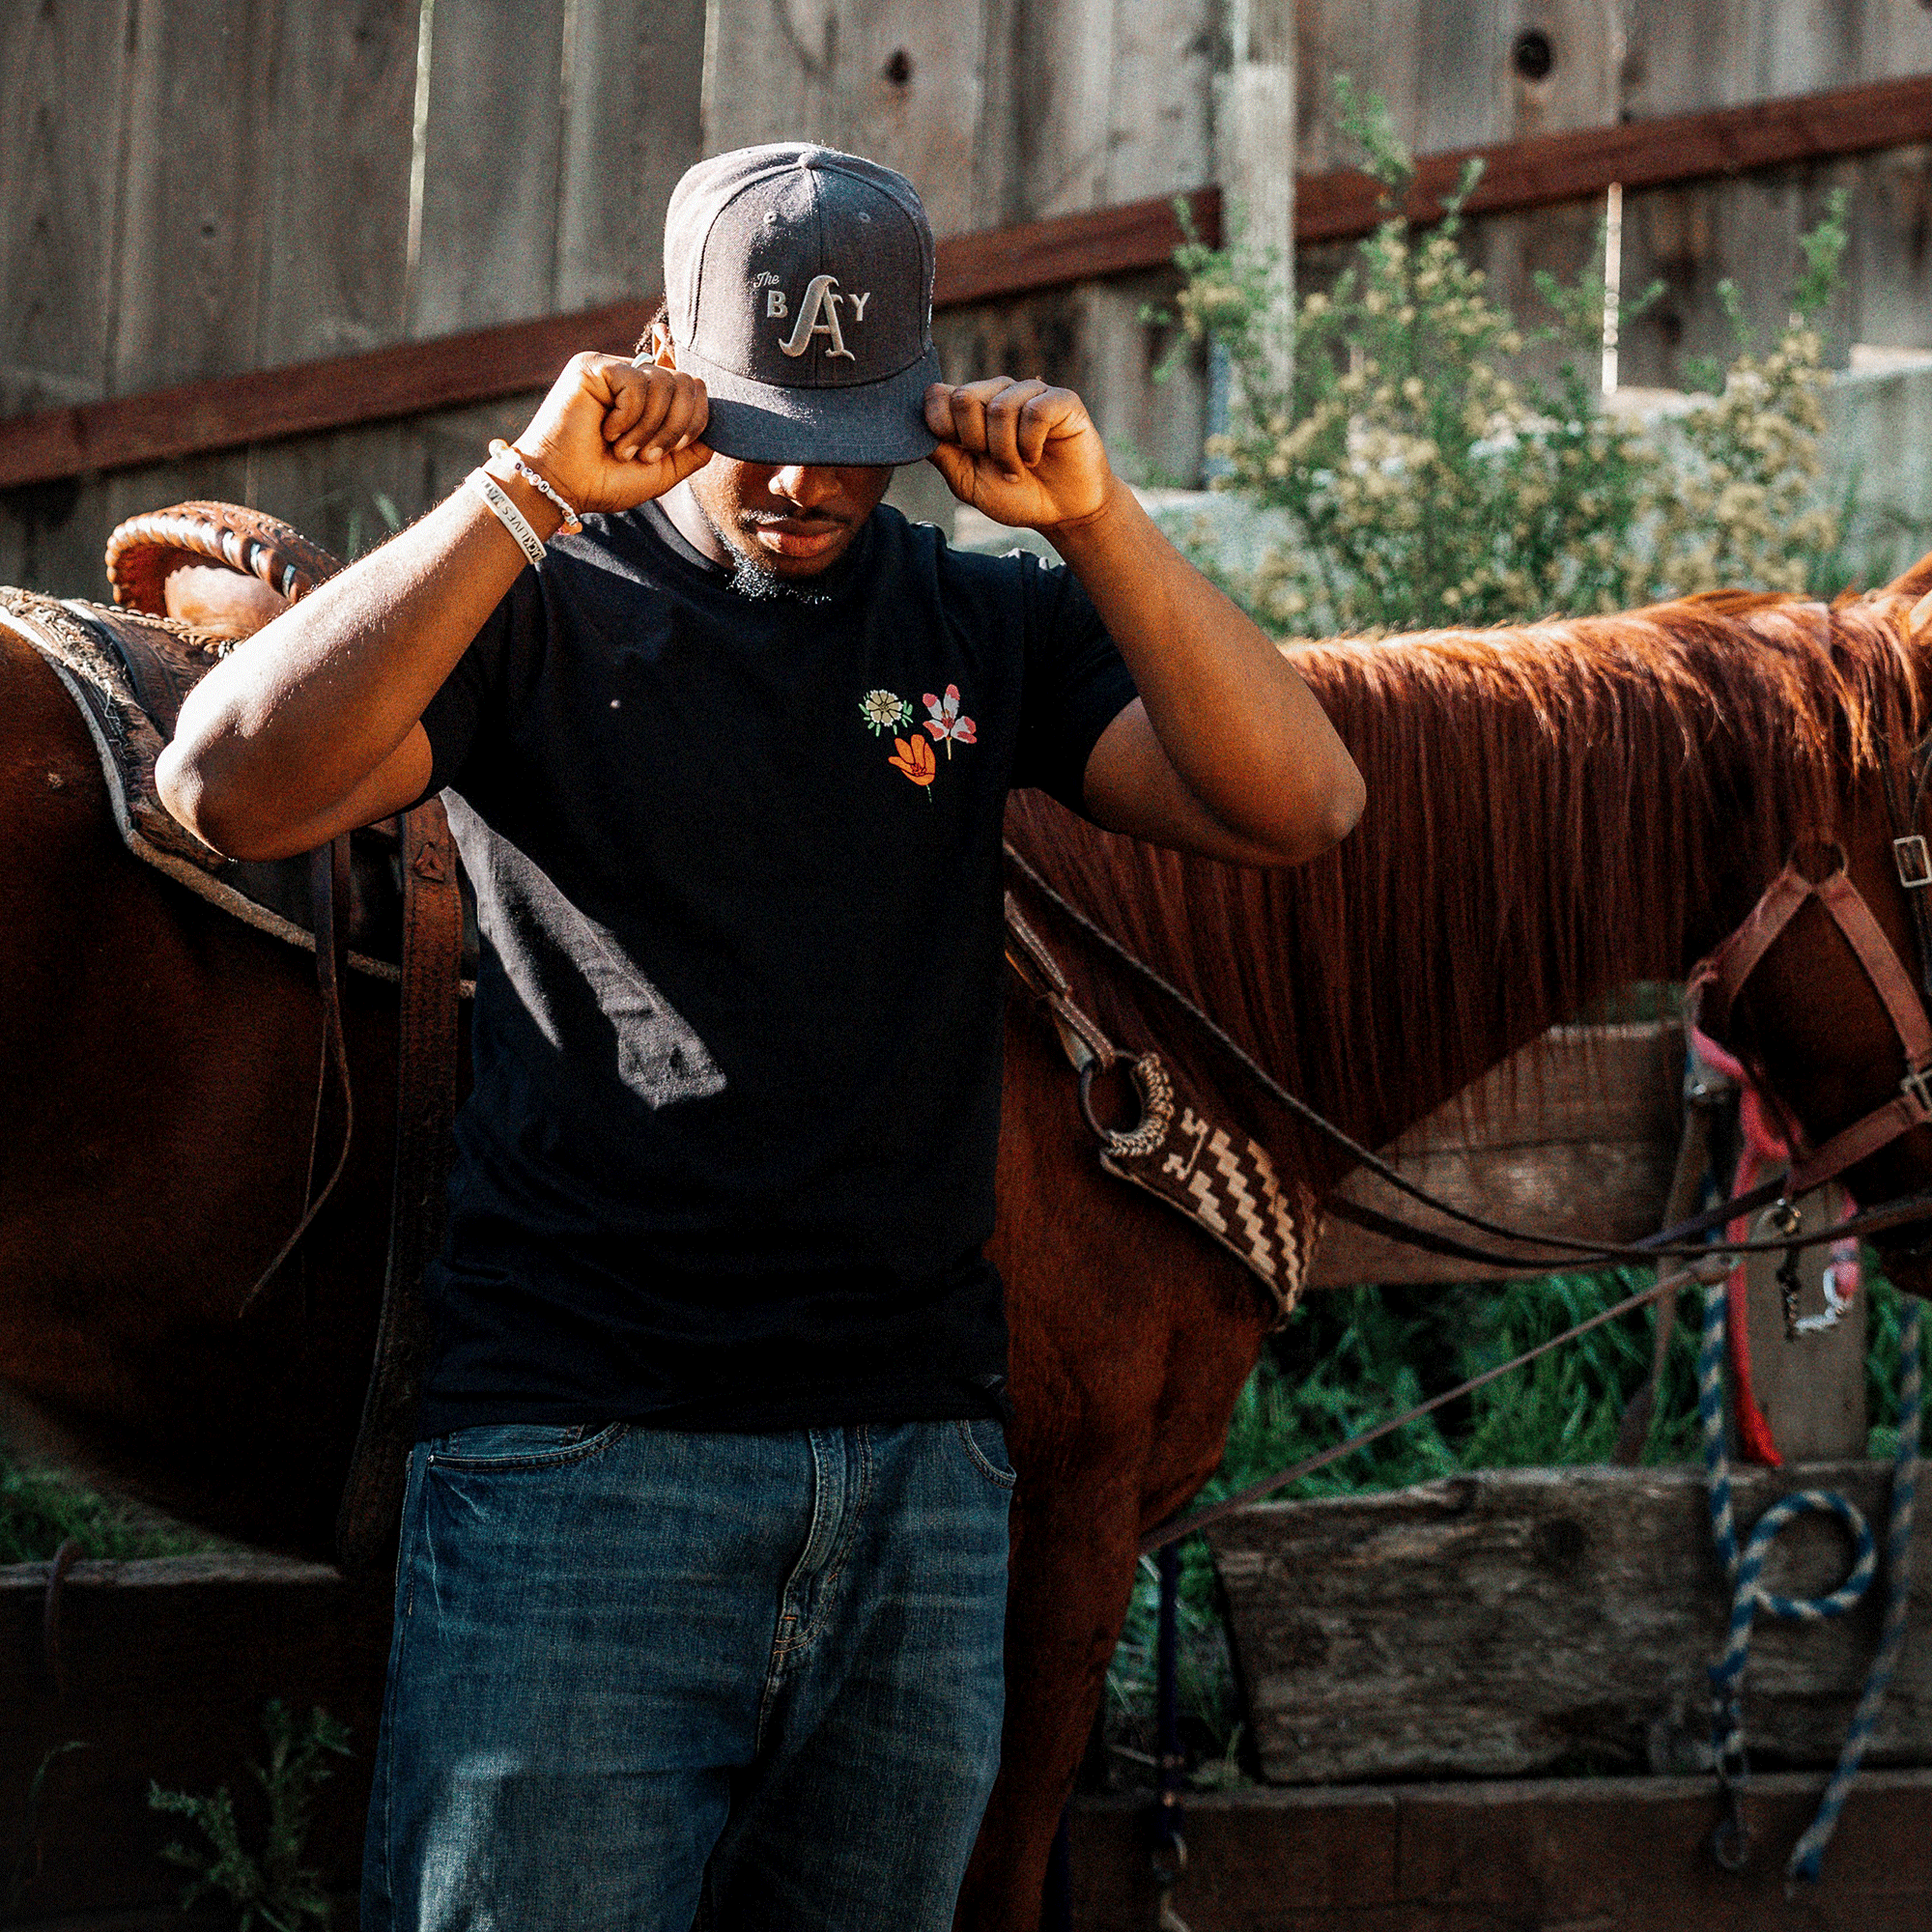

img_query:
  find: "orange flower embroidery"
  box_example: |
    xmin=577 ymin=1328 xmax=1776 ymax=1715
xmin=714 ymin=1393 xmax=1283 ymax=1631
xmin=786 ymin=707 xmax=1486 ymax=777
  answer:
xmin=889 ymin=733 xmax=936 ymax=787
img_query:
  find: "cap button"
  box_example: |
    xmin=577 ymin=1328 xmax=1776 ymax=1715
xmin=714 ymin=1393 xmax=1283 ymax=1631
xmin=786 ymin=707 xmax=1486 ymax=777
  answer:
xmin=796 ymin=149 xmax=818 ymax=170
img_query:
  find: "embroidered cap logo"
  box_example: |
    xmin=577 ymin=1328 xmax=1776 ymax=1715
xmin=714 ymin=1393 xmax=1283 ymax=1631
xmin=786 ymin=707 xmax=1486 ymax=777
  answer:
xmin=775 ymin=275 xmax=870 ymax=360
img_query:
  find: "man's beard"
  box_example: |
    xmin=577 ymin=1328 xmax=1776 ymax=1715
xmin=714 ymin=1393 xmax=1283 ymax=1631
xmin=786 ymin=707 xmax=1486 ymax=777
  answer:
xmin=696 ymin=501 xmax=838 ymax=604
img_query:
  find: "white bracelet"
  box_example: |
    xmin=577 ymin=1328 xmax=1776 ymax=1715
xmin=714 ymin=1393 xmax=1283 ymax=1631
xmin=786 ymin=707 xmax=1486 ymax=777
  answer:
xmin=466 ymin=469 xmax=547 ymax=567
xmin=489 ymin=440 xmax=583 ymax=533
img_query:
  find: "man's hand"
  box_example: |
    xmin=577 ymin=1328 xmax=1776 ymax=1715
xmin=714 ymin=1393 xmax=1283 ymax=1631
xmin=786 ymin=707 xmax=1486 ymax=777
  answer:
xmin=514 ymin=353 xmax=713 ymax=515
xmin=924 ymin=379 xmax=1113 ymax=533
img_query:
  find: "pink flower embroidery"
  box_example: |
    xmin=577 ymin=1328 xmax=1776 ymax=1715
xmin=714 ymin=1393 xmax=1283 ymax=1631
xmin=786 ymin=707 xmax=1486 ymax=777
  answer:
xmin=922 ymin=684 xmax=977 ymax=758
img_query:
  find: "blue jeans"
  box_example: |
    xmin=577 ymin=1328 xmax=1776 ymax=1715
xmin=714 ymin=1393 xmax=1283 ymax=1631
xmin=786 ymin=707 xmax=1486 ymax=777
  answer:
xmin=361 ymin=1417 xmax=1013 ymax=1931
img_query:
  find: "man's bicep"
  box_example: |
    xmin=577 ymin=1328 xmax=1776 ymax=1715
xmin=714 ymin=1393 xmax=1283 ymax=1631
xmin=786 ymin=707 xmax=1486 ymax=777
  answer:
xmin=1080 ymin=701 xmax=1300 ymax=867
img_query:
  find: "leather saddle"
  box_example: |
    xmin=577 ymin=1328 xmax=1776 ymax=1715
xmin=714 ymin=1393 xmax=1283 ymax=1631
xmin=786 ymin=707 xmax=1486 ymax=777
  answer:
xmin=1 ymin=502 xmax=465 ymax=1576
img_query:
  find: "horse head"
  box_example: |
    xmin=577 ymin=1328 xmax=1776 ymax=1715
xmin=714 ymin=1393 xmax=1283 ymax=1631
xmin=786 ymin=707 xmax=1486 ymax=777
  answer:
xmin=1687 ymin=553 xmax=1932 ymax=1294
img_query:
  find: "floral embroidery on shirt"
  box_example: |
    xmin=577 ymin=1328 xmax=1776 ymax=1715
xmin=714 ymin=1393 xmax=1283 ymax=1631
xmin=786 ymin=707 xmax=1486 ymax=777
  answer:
xmin=922 ymin=685 xmax=977 ymax=757
xmin=860 ymin=689 xmax=913 ymax=735
xmin=889 ymin=733 xmax=936 ymax=789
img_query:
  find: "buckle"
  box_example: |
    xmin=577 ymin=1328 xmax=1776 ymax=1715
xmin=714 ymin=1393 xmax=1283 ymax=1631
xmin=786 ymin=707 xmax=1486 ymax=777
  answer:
xmin=1903 ymin=1065 xmax=1932 ymax=1117
xmin=1895 ymin=834 xmax=1932 ymax=888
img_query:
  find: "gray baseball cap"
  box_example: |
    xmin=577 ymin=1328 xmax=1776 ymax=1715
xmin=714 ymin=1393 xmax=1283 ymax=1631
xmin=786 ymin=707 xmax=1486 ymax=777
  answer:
xmin=663 ymin=143 xmax=942 ymax=465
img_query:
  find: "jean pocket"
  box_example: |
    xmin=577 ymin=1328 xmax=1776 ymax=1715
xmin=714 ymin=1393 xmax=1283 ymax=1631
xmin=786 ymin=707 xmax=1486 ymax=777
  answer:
xmin=425 ymin=1420 xmax=627 ymax=1470
xmin=954 ymin=1416 xmax=1018 ymax=1491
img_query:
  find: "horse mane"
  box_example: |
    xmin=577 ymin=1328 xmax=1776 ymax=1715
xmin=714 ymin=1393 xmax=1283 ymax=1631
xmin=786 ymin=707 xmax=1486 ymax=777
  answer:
xmin=1007 ymin=590 xmax=1925 ymax=1169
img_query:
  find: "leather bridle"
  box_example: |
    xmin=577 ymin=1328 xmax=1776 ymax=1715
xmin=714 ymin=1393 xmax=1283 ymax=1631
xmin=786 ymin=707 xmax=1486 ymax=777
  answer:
xmin=1687 ymin=833 xmax=1932 ymax=1208
xmin=1005 ymin=722 xmax=1932 ymax=1274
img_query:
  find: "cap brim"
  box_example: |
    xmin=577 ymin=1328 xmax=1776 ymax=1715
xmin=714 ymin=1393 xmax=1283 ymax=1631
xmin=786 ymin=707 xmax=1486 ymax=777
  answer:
xmin=679 ymin=343 xmax=942 ymax=465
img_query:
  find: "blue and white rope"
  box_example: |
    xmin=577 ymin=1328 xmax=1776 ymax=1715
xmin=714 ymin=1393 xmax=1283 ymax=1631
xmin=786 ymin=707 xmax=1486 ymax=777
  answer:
xmin=1698 ymin=1276 xmax=1920 ymax=1884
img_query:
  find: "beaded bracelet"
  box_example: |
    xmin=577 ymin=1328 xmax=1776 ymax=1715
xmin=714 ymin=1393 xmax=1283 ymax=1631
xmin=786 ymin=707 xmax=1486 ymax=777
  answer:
xmin=488 ymin=440 xmax=583 ymax=534
xmin=465 ymin=469 xmax=547 ymax=567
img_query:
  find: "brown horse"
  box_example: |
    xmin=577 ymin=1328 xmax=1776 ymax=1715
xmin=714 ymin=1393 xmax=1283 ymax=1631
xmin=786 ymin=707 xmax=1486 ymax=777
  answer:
xmin=7 ymin=555 xmax=1932 ymax=1930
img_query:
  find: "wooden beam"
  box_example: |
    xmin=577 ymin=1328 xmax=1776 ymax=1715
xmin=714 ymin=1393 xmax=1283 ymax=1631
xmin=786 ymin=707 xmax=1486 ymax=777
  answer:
xmin=0 ymin=189 xmax=1223 ymax=493
xmin=933 ymin=186 xmax=1220 ymax=307
xmin=1312 ymin=1021 xmax=1684 ymax=1288
xmin=0 ymin=297 xmax=660 ymax=494
xmin=1208 ymin=1462 xmax=1919 ymax=1788
xmin=1073 ymin=1774 xmax=1932 ymax=1930
xmin=1298 ymin=70 xmax=1932 ymax=245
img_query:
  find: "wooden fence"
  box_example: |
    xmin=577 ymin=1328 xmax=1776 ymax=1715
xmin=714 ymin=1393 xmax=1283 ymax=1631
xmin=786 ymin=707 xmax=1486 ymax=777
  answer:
xmin=1295 ymin=0 xmax=1932 ymax=391
xmin=8 ymin=3 xmax=1932 ymax=609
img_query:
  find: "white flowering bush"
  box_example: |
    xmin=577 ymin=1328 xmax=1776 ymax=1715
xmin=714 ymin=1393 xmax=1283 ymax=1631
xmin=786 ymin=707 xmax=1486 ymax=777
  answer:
xmin=1159 ymin=80 xmax=1849 ymax=634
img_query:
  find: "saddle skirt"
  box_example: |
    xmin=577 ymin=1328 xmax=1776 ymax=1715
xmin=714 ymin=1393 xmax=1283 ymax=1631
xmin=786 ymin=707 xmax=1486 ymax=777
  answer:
xmin=1 ymin=585 xmax=467 ymax=984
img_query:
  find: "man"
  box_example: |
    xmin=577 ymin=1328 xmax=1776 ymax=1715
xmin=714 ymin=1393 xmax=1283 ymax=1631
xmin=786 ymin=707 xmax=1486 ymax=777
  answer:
xmin=158 ymin=144 xmax=1362 ymax=1931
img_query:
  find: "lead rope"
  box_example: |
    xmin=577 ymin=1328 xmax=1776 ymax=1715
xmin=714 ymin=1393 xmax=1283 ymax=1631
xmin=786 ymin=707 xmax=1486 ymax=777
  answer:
xmin=1699 ymin=1278 xmax=1920 ymax=1886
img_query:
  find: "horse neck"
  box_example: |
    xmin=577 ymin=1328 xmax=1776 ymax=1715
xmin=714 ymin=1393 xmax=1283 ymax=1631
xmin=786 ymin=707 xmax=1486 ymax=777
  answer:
xmin=1010 ymin=594 xmax=1918 ymax=1181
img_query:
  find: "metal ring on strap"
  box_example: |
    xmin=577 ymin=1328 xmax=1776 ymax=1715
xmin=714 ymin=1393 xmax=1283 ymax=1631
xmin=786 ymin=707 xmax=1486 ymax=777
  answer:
xmin=104 ymin=501 xmax=345 ymax=613
xmin=1078 ymin=1052 xmax=1176 ymax=1158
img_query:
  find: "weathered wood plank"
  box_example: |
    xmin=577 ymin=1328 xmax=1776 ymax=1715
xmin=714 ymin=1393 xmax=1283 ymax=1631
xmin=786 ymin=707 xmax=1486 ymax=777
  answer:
xmin=252 ymin=0 xmax=416 ymax=367
xmin=0 ymin=190 xmax=1225 ymax=490
xmin=0 ymin=0 xmax=136 ymax=414
xmin=555 ymin=0 xmax=706 ymax=310
xmin=1294 ymin=71 xmax=1932 ymax=243
xmin=937 ymin=189 xmax=1223 ymax=305
xmin=243 ymin=0 xmax=421 ymax=558
xmin=107 ymin=0 xmax=278 ymax=394
xmin=700 ymin=0 xmax=992 ymax=241
xmin=409 ymin=0 xmax=565 ymax=337
xmin=1221 ymin=0 xmax=1296 ymax=392
xmin=1072 ymin=1773 xmax=1932 ymax=1931
xmin=1737 ymin=1182 xmax=1870 ymax=1463
xmin=1312 ymin=1022 xmax=1684 ymax=1288
xmin=1208 ymin=1462 xmax=1926 ymax=1786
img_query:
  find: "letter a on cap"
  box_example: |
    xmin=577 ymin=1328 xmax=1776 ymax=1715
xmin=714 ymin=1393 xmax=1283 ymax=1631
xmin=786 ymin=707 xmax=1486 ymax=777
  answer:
xmin=779 ymin=275 xmax=856 ymax=359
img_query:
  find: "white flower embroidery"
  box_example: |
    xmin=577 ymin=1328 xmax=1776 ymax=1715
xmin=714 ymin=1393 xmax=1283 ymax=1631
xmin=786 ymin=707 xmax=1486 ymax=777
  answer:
xmin=860 ymin=689 xmax=913 ymax=735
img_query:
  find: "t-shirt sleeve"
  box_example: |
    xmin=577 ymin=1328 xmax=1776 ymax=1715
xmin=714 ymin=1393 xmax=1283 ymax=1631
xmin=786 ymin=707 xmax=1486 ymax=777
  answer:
xmin=412 ymin=572 xmax=539 ymax=804
xmin=1009 ymin=553 xmax=1139 ymax=812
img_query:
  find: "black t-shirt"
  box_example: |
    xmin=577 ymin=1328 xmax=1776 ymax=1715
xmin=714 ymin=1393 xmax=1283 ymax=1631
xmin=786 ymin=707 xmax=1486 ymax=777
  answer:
xmin=412 ymin=499 xmax=1137 ymax=1436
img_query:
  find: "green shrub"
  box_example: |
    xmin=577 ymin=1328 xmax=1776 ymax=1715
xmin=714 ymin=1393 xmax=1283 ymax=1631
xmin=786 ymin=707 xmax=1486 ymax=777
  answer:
xmin=1155 ymin=78 xmax=1850 ymax=634
xmin=0 ymin=1452 xmax=208 ymax=1564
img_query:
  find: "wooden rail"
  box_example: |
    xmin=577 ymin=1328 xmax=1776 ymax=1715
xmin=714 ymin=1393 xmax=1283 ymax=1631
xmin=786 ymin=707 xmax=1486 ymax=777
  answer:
xmin=1299 ymin=70 xmax=1932 ymax=242
xmin=0 ymin=191 xmax=1222 ymax=493
xmin=1073 ymin=1774 xmax=1932 ymax=1930
xmin=4 ymin=70 xmax=1930 ymax=492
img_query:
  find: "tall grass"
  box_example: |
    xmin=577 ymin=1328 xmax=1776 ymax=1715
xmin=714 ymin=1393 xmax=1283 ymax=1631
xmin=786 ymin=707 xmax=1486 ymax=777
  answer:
xmin=0 ymin=1454 xmax=208 ymax=1564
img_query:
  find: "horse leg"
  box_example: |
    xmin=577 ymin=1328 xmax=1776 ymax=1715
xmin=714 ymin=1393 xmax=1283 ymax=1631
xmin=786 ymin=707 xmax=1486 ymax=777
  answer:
xmin=963 ymin=1009 xmax=1268 ymax=1929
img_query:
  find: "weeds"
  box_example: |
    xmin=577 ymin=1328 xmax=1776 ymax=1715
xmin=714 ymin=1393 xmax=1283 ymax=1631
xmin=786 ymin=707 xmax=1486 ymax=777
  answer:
xmin=0 ymin=1454 xmax=208 ymax=1564
xmin=6 ymin=1741 xmax=89 ymax=1915
xmin=148 ymin=1701 xmax=353 ymax=1932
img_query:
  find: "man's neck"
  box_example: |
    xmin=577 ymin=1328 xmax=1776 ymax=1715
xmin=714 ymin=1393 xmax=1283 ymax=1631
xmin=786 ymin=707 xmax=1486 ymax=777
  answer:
xmin=660 ymin=481 xmax=732 ymax=567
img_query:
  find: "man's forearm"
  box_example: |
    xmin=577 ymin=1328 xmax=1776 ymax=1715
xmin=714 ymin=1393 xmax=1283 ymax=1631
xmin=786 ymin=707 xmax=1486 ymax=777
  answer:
xmin=1045 ymin=479 xmax=1364 ymax=857
xmin=158 ymin=471 xmax=561 ymax=859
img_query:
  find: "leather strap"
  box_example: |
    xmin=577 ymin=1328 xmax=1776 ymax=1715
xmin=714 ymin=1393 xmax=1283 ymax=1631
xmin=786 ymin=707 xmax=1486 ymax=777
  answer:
xmin=335 ymin=799 xmax=463 ymax=1573
xmin=1690 ymin=850 xmax=1932 ymax=1207
xmin=1004 ymin=892 xmax=1118 ymax=1072
xmin=237 ymin=834 xmax=355 ymax=1316
xmin=1696 ymin=861 xmax=1816 ymax=1033
xmin=1814 ymin=868 xmax=1932 ymax=1067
